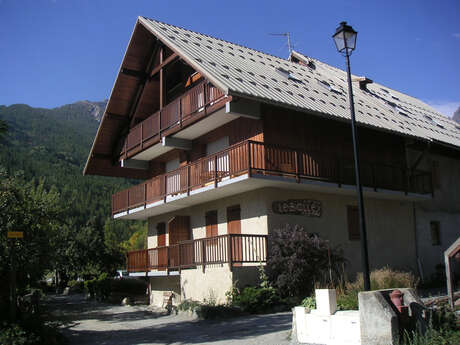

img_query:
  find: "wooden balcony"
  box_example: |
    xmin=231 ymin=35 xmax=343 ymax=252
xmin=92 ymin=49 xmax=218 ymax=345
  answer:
xmin=127 ymin=234 xmax=268 ymax=273
xmin=121 ymin=81 xmax=226 ymax=160
xmin=113 ymin=141 xmax=433 ymax=216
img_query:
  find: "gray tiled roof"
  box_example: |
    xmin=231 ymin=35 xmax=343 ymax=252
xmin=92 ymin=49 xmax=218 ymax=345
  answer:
xmin=140 ymin=17 xmax=460 ymax=149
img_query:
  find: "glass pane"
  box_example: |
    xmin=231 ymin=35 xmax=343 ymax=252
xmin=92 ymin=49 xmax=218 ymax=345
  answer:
xmin=333 ymin=32 xmax=345 ymax=52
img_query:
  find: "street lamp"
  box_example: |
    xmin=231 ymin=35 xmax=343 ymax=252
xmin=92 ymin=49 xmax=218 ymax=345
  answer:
xmin=332 ymin=21 xmax=371 ymax=291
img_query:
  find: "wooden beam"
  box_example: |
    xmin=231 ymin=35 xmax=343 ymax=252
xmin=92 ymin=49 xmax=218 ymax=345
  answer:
xmin=149 ymin=53 xmax=178 ymax=79
xmin=161 ymin=136 xmax=192 ymax=150
xmin=127 ymin=43 xmax=159 ymax=128
xmin=121 ymin=159 xmax=149 ymax=170
xmin=106 ymin=112 xmax=128 ymax=122
xmin=160 ymin=47 xmax=164 ymax=110
xmin=92 ymin=153 xmax=113 ymax=160
xmin=121 ymin=68 xmax=147 ymax=80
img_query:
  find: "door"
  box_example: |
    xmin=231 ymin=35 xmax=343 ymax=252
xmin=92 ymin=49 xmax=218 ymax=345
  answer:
xmin=227 ymin=205 xmax=242 ymax=265
xmin=168 ymin=216 xmax=191 ymax=268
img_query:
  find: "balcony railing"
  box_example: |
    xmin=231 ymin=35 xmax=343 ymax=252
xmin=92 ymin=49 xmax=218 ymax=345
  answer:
xmin=121 ymin=81 xmax=226 ymax=159
xmin=113 ymin=141 xmax=433 ymax=215
xmin=127 ymin=234 xmax=268 ymax=273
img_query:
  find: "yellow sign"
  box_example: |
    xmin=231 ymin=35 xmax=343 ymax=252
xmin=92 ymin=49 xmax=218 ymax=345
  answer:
xmin=7 ymin=231 xmax=23 ymax=239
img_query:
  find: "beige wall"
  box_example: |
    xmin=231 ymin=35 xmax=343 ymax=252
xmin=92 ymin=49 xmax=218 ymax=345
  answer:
xmin=147 ymin=189 xmax=268 ymax=243
xmin=149 ymin=275 xmax=180 ymax=307
xmin=406 ymin=149 xmax=460 ymax=279
xmin=263 ymin=188 xmax=417 ymax=277
xmin=145 ymin=186 xmax=428 ymax=303
xmin=181 ymin=266 xmax=233 ymax=304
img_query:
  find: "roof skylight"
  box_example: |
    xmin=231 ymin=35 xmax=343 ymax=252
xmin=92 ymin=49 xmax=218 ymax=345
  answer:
xmin=318 ymin=80 xmax=341 ymax=94
xmin=275 ymin=67 xmax=301 ymax=82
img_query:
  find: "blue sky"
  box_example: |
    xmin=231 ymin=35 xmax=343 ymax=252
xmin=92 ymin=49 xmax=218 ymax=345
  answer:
xmin=1 ymin=0 xmax=459 ymax=117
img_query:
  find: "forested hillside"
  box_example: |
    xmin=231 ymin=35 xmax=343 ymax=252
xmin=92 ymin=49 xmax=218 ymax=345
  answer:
xmin=0 ymin=102 xmax=146 ymax=281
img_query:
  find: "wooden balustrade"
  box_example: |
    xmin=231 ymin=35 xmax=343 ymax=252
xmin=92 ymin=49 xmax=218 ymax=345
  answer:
xmin=113 ymin=140 xmax=433 ymax=215
xmin=122 ymin=81 xmax=225 ymax=158
xmin=127 ymin=234 xmax=268 ymax=273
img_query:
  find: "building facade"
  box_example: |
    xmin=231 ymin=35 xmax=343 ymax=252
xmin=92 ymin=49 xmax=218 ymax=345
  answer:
xmin=84 ymin=17 xmax=460 ymax=306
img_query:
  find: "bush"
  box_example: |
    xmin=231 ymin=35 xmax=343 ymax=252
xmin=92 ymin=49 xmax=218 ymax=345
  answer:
xmin=110 ymin=278 xmax=147 ymax=295
xmin=300 ymin=267 xmax=418 ymax=311
xmin=231 ymin=286 xmax=280 ymax=314
xmin=84 ymin=273 xmax=112 ymax=301
xmin=301 ymin=296 xmax=316 ymax=310
xmin=348 ymin=267 xmax=418 ymax=292
xmin=266 ymin=224 xmax=346 ymax=298
xmin=178 ymin=299 xmax=201 ymax=312
xmin=67 ymin=280 xmax=84 ymax=293
xmin=0 ymin=323 xmax=39 ymax=345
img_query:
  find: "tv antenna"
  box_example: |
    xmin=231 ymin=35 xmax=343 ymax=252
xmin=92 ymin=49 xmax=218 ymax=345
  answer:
xmin=269 ymin=32 xmax=294 ymax=55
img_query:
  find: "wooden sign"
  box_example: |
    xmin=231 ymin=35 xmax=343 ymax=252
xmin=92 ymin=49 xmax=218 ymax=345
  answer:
xmin=7 ymin=231 xmax=24 ymax=239
xmin=272 ymin=199 xmax=322 ymax=217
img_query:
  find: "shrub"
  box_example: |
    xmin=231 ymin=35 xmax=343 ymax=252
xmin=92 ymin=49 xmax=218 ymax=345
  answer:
xmin=266 ymin=224 xmax=346 ymax=298
xmin=84 ymin=273 xmax=112 ymax=301
xmin=110 ymin=278 xmax=147 ymax=295
xmin=348 ymin=267 xmax=418 ymax=292
xmin=301 ymin=296 xmax=316 ymax=310
xmin=226 ymin=266 xmax=282 ymax=314
xmin=178 ymin=299 xmax=201 ymax=312
xmin=67 ymin=280 xmax=84 ymax=293
xmin=0 ymin=323 xmax=39 ymax=345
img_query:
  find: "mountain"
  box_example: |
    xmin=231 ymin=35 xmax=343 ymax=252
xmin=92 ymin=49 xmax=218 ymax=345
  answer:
xmin=0 ymin=100 xmax=128 ymax=225
xmin=55 ymin=100 xmax=108 ymax=122
xmin=453 ymin=106 xmax=460 ymax=124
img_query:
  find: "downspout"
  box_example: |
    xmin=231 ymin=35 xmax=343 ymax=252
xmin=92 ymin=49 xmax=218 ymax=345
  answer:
xmin=412 ymin=202 xmax=424 ymax=283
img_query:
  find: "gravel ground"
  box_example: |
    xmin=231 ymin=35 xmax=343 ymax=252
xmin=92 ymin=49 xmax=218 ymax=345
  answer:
xmin=46 ymin=294 xmax=293 ymax=345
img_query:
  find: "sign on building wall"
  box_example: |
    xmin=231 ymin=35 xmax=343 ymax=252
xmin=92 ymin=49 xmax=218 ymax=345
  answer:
xmin=272 ymin=199 xmax=322 ymax=217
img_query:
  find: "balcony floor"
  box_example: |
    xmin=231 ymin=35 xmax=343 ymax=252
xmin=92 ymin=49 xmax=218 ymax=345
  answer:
xmin=114 ymin=171 xmax=431 ymax=220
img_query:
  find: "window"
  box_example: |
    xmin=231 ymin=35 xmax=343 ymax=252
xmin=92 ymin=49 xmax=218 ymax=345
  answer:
xmin=206 ymin=136 xmax=229 ymax=174
xmin=347 ymin=205 xmax=360 ymax=241
xmin=166 ymin=158 xmax=181 ymax=194
xmin=430 ymin=221 xmax=441 ymax=246
xmin=157 ymin=222 xmax=166 ymax=247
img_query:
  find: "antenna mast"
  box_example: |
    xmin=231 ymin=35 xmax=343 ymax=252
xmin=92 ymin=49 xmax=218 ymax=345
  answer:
xmin=269 ymin=32 xmax=293 ymax=55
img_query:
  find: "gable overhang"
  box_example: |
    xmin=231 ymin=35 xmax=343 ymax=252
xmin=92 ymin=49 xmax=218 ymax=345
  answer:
xmin=83 ymin=17 xmax=229 ymax=178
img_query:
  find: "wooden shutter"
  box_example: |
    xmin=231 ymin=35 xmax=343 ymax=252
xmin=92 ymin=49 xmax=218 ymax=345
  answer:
xmin=206 ymin=210 xmax=218 ymax=238
xmin=347 ymin=205 xmax=360 ymax=241
xmin=227 ymin=205 xmax=241 ymax=234
xmin=168 ymin=216 xmax=191 ymax=245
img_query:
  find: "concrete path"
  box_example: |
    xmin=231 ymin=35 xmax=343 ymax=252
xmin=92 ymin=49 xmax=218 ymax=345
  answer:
xmin=46 ymin=294 xmax=293 ymax=345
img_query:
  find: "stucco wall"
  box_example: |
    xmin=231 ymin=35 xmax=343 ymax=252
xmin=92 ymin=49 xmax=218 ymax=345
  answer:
xmin=181 ymin=266 xmax=233 ymax=304
xmin=145 ymin=185 xmax=426 ymax=302
xmin=149 ymin=275 xmax=181 ymax=307
xmin=263 ymin=188 xmax=417 ymax=276
xmin=406 ymin=149 xmax=460 ymax=279
xmin=147 ymin=189 xmax=268 ymax=242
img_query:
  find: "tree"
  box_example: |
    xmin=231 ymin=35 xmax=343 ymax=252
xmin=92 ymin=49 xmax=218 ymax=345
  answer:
xmin=266 ymin=224 xmax=346 ymax=298
xmin=0 ymin=119 xmax=7 ymax=138
xmin=0 ymin=169 xmax=64 ymax=319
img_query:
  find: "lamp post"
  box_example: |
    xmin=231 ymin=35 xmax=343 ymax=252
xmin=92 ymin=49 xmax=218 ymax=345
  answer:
xmin=332 ymin=21 xmax=371 ymax=291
